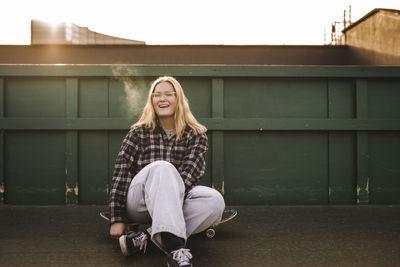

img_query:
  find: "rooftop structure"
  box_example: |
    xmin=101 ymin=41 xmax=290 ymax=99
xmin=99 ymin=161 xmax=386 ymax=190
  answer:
xmin=31 ymin=20 xmax=145 ymax=45
xmin=338 ymin=8 xmax=400 ymax=64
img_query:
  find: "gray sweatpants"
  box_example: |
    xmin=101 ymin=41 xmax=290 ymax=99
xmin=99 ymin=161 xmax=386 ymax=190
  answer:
xmin=126 ymin=160 xmax=225 ymax=243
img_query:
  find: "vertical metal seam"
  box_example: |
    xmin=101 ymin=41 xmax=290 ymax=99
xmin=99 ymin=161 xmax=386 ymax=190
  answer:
xmin=65 ymin=78 xmax=79 ymax=204
xmin=356 ymin=79 xmax=369 ymax=204
xmin=0 ymin=130 xmax=4 ymax=204
xmin=327 ymin=79 xmax=331 ymax=204
xmin=0 ymin=78 xmax=4 ymax=118
xmin=0 ymin=78 xmax=4 ymax=204
xmin=211 ymin=78 xmax=224 ymax=194
xmin=107 ymin=78 xmax=111 ymax=196
xmin=107 ymin=77 xmax=110 ymax=119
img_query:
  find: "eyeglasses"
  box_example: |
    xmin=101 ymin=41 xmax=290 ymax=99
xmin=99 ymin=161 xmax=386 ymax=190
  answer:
xmin=152 ymin=92 xmax=176 ymax=99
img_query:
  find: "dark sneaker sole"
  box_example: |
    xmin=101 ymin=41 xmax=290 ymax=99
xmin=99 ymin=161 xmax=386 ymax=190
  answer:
xmin=166 ymin=261 xmax=192 ymax=267
xmin=119 ymin=235 xmax=131 ymax=256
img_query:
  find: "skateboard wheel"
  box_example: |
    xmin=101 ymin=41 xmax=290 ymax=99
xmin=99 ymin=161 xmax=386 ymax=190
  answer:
xmin=205 ymin=228 xmax=215 ymax=239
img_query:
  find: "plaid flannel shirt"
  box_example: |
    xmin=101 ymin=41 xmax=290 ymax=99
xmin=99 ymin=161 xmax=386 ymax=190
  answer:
xmin=109 ymin=124 xmax=208 ymax=224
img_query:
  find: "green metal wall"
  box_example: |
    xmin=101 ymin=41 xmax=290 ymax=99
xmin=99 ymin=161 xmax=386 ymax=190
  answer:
xmin=0 ymin=65 xmax=399 ymax=205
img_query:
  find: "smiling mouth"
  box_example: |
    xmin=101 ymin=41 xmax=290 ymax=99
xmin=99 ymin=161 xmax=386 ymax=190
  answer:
xmin=158 ymin=104 xmax=170 ymax=108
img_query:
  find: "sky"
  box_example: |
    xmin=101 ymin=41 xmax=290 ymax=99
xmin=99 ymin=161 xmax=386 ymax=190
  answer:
xmin=0 ymin=0 xmax=399 ymax=45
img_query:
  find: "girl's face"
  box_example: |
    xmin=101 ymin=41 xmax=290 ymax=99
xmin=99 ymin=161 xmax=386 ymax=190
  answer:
xmin=152 ymin=81 xmax=177 ymax=119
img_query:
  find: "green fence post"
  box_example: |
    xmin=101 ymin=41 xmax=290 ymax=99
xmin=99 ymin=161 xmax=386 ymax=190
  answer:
xmin=65 ymin=78 xmax=79 ymax=204
xmin=327 ymin=80 xmax=334 ymax=204
xmin=327 ymin=79 xmax=357 ymax=204
xmin=211 ymin=78 xmax=224 ymax=195
xmin=356 ymin=79 xmax=369 ymax=204
xmin=0 ymin=78 xmax=4 ymax=203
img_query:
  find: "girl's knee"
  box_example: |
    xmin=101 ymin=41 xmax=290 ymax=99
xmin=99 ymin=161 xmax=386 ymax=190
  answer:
xmin=208 ymin=189 xmax=225 ymax=215
xmin=149 ymin=161 xmax=180 ymax=179
xmin=188 ymin=186 xmax=225 ymax=213
xmin=146 ymin=160 xmax=184 ymax=189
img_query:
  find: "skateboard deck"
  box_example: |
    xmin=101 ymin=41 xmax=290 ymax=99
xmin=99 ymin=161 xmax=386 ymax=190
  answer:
xmin=99 ymin=211 xmax=140 ymax=233
xmin=100 ymin=209 xmax=237 ymax=239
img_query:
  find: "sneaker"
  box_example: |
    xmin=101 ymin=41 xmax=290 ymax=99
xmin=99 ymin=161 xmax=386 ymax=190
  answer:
xmin=167 ymin=248 xmax=193 ymax=267
xmin=119 ymin=231 xmax=148 ymax=256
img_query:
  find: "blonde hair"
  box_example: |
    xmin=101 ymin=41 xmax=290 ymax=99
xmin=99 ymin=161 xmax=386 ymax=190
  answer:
xmin=132 ymin=76 xmax=207 ymax=140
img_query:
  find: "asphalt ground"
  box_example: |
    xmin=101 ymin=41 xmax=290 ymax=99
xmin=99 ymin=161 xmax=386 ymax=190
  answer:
xmin=0 ymin=205 xmax=399 ymax=267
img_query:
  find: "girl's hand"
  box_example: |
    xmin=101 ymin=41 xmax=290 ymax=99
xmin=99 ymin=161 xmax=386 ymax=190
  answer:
xmin=110 ymin=222 xmax=125 ymax=239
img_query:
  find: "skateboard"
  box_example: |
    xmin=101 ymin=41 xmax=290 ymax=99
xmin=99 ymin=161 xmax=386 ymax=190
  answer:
xmin=100 ymin=209 xmax=237 ymax=239
xmin=99 ymin=211 xmax=140 ymax=233
xmin=204 ymin=209 xmax=238 ymax=238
